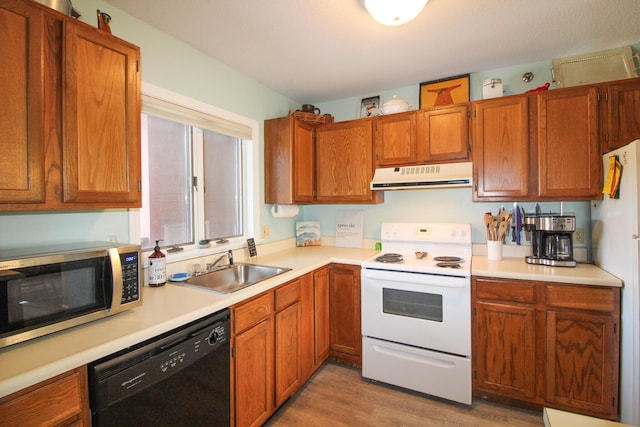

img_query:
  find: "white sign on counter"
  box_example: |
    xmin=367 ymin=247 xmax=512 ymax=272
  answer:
xmin=335 ymin=210 xmax=364 ymax=248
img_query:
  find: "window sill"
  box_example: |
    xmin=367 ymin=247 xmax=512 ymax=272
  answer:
xmin=145 ymin=241 xmax=246 ymax=265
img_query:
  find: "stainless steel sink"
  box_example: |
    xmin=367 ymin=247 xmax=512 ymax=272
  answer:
xmin=179 ymin=263 xmax=291 ymax=294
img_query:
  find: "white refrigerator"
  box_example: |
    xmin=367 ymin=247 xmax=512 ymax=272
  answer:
xmin=591 ymin=139 xmax=640 ymax=426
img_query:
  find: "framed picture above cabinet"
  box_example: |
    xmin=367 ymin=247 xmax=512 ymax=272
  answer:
xmin=420 ymin=74 xmax=470 ymax=109
xmin=360 ymin=95 xmax=380 ymax=118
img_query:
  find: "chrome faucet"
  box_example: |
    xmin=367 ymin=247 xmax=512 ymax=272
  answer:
xmin=207 ymin=250 xmax=234 ymax=272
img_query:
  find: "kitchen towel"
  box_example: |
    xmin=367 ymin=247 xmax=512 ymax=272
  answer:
xmin=271 ymin=204 xmax=299 ymax=218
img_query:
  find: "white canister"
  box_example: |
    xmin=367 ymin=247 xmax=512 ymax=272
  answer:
xmin=483 ymin=78 xmax=503 ymax=99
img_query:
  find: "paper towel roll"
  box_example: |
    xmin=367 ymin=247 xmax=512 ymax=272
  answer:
xmin=271 ymin=204 xmax=299 ymax=218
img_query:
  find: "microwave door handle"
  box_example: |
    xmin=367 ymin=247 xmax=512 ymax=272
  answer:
xmin=108 ymin=248 xmax=123 ymax=314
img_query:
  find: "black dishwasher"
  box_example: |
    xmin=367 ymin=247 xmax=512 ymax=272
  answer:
xmin=89 ymin=308 xmax=230 ymax=426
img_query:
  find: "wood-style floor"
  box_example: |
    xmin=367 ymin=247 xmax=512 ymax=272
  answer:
xmin=265 ymin=362 xmax=544 ymax=426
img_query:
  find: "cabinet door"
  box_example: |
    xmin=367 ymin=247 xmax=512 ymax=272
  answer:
xmin=545 ymin=310 xmax=618 ymax=419
xmin=313 ymin=267 xmax=330 ymax=367
xmin=603 ymin=78 xmax=640 ymax=152
xmin=474 ymin=301 xmax=537 ymax=400
xmin=0 ymin=367 xmax=89 ymax=427
xmin=0 ymin=1 xmax=45 ymax=203
xmin=329 ymin=264 xmax=361 ymax=366
xmin=62 ymin=21 xmax=141 ymax=204
xmin=299 ymin=272 xmax=316 ymax=382
xmin=264 ymin=116 xmax=294 ymax=205
xmin=315 ymin=120 xmax=382 ymax=203
xmin=293 ymin=120 xmax=315 ymax=202
xmin=234 ymin=318 xmax=275 ymax=427
xmin=374 ymin=111 xmax=417 ymax=166
xmin=536 ymin=85 xmax=601 ymax=199
xmin=472 ymin=95 xmax=530 ymax=200
xmin=417 ymin=104 xmax=470 ymax=162
xmin=264 ymin=117 xmax=315 ymax=204
xmin=275 ymin=301 xmax=301 ymax=406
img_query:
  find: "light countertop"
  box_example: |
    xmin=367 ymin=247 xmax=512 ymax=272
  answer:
xmin=0 ymin=245 xmax=621 ymax=399
xmin=472 ymin=256 xmax=622 ymax=287
xmin=544 ymin=408 xmax=632 ymax=426
xmin=0 ymin=245 xmax=376 ymax=398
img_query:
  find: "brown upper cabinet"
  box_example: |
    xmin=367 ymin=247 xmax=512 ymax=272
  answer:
xmin=264 ymin=116 xmax=315 ymax=204
xmin=265 ymin=115 xmax=382 ymax=204
xmin=264 ymin=77 xmax=640 ymax=204
xmin=374 ymin=111 xmax=417 ymax=166
xmin=472 ymin=95 xmax=530 ymax=200
xmin=373 ymin=104 xmax=470 ymax=167
xmin=535 ymin=84 xmax=601 ymax=199
xmin=473 ymin=77 xmax=640 ymax=201
xmin=474 ymin=85 xmax=603 ymax=201
xmin=62 ymin=19 xmax=141 ymax=205
xmin=0 ymin=1 xmax=45 ymax=204
xmin=315 ymin=119 xmax=383 ymax=204
xmin=0 ymin=0 xmax=141 ymax=210
xmin=601 ymin=78 xmax=640 ymax=152
xmin=416 ymin=104 xmax=470 ymax=163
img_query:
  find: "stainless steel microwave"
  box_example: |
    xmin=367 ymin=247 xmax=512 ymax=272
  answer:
xmin=0 ymin=242 xmax=142 ymax=349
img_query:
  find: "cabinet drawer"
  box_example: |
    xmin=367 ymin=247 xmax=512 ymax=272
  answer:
xmin=0 ymin=368 xmax=86 ymax=427
xmin=474 ymin=278 xmax=535 ymax=304
xmin=275 ymin=279 xmax=300 ymax=311
xmin=546 ymin=285 xmax=618 ymax=312
xmin=235 ymin=292 xmax=274 ymax=334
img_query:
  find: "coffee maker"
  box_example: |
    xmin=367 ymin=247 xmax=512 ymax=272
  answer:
xmin=524 ymin=213 xmax=576 ymax=267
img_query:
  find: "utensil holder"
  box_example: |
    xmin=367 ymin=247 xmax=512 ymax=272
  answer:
xmin=487 ymin=241 xmax=503 ymax=261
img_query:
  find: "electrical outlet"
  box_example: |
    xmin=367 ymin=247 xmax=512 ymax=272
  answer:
xmin=574 ymin=228 xmax=584 ymax=244
xmin=262 ymin=225 xmax=271 ymax=239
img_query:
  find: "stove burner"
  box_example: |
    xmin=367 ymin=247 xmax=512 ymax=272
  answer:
xmin=436 ymin=262 xmax=463 ymax=269
xmin=433 ymin=256 xmax=464 ymax=263
xmin=375 ymin=253 xmax=404 ymax=263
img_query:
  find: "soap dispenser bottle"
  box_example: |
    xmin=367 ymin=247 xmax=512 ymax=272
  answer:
xmin=148 ymin=240 xmax=167 ymax=287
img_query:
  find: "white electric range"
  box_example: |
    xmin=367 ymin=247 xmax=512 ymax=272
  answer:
xmin=361 ymin=222 xmax=472 ymax=405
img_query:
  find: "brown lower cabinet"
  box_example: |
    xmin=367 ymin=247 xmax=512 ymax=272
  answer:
xmin=472 ymin=276 xmax=620 ymax=420
xmin=312 ymin=267 xmax=331 ymax=372
xmin=233 ymin=292 xmax=275 ymax=427
xmin=0 ymin=367 xmax=90 ymax=427
xmin=233 ymin=265 xmax=355 ymax=427
xmin=329 ymin=264 xmax=362 ymax=367
xmin=0 ymin=264 xmax=362 ymax=427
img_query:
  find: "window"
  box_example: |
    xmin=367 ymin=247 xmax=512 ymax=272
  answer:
xmin=134 ymin=83 xmax=259 ymax=254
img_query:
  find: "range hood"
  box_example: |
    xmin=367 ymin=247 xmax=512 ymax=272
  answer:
xmin=370 ymin=162 xmax=473 ymax=190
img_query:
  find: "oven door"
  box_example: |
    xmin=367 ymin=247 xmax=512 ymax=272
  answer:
xmin=361 ymin=267 xmax=470 ymax=356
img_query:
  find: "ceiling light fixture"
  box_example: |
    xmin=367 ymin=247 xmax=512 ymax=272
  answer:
xmin=362 ymin=0 xmax=429 ymax=26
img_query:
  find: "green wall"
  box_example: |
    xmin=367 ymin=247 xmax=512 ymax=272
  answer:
xmin=1 ymin=1 xmax=636 ymax=256
xmin=0 ymin=0 xmax=297 ymax=248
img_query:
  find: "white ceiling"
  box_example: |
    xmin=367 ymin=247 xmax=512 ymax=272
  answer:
xmin=104 ymin=0 xmax=640 ymax=103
